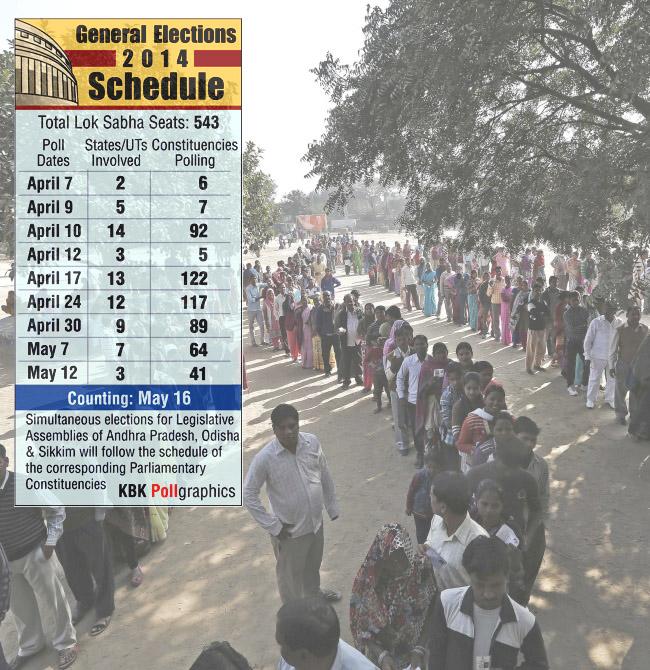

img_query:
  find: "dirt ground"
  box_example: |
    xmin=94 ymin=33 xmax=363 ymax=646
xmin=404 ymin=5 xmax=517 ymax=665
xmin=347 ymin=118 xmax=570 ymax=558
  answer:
xmin=0 ymin=238 xmax=649 ymax=670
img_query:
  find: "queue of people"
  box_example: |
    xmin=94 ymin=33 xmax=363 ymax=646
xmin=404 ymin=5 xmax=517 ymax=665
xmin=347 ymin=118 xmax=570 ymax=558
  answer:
xmin=242 ymin=235 xmax=650 ymax=670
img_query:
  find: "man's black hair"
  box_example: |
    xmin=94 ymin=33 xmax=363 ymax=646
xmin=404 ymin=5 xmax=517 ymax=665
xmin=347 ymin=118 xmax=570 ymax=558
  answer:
xmin=463 ymin=372 xmax=481 ymax=386
xmin=473 ymin=360 xmax=494 ymax=373
xmin=374 ymin=305 xmax=386 ymax=313
xmin=462 ymin=536 xmax=510 ymax=578
xmin=276 ymin=597 xmax=340 ymax=658
xmin=0 ymin=444 xmax=5 ymax=458
xmin=494 ymin=435 xmax=527 ymax=468
xmin=491 ymin=410 xmax=514 ymax=428
xmin=446 ymin=361 xmax=463 ymax=377
xmin=396 ymin=322 xmax=413 ymax=337
xmin=386 ymin=305 xmax=402 ymax=320
xmin=513 ymin=416 xmax=540 ymax=437
xmin=271 ymin=404 xmax=299 ymax=427
xmin=456 ymin=341 xmax=473 ymax=354
xmin=476 ymin=478 xmax=504 ymax=502
xmin=413 ymin=334 xmax=429 ymax=345
xmin=484 ymin=384 xmax=506 ymax=399
xmin=431 ymin=472 xmax=471 ymax=515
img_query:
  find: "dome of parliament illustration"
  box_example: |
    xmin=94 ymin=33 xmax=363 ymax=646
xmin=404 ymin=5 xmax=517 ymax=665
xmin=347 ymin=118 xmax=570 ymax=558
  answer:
xmin=15 ymin=20 xmax=78 ymax=106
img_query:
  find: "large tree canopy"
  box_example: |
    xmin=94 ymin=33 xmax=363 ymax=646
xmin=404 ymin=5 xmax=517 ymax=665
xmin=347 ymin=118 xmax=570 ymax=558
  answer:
xmin=306 ymin=0 xmax=650 ymax=257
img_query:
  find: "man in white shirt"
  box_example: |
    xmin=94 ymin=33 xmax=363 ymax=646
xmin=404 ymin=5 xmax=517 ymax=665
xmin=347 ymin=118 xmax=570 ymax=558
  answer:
xmin=400 ymin=259 xmax=421 ymax=311
xmin=397 ymin=334 xmax=432 ymax=467
xmin=583 ymin=303 xmax=621 ymax=409
xmin=421 ymin=471 xmax=488 ymax=590
xmin=276 ymin=597 xmax=377 ymax=670
xmin=246 ymin=276 xmax=267 ymax=346
xmin=243 ymin=405 xmax=340 ymax=604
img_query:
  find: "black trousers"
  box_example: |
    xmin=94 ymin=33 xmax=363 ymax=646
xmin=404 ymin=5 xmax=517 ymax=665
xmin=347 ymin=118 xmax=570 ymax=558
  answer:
xmin=373 ymin=367 xmax=390 ymax=403
xmin=522 ymin=526 xmax=546 ymax=603
xmin=56 ymin=520 xmax=115 ymax=617
xmin=404 ymin=284 xmax=421 ymax=310
xmin=320 ymin=334 xmax=341 ymax=375
xmin=278 ymin=316 xmax=290 ymax=354
xmin=565 ymin=339 xmax=589 ymax=387
xmin=414 ymin=515 xmax=432 ymax=544
xmin=406 ymin=401 xmax=425 ymax=456
xmin=342 ymin=345 xmax=361 ymax=382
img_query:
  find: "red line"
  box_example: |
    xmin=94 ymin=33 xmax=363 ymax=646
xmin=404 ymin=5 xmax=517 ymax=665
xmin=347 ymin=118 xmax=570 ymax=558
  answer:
xmin=194 ymin=50 xmax=241 ymax=67
xmin=66 ymin=50 xmax=116 ymax=67
xmin=16 ymin=105 xmax=242 ymax=110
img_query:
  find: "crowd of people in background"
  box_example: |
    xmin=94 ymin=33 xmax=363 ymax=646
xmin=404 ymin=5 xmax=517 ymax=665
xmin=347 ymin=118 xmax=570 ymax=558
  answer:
xmin=244 ymin=235 xmax=650 ymax=439
xmin=242 ymin=233 xmax=650 ymax=670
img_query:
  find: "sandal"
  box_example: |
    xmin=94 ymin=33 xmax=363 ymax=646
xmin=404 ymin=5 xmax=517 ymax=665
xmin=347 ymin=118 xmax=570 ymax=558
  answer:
xmin=90 ymin=616 xmax=111 ymax=636
xmin=130 ymin=566 xmax=144 ymax=587
xmin=58 ymin=644 xmax=79 ymax=670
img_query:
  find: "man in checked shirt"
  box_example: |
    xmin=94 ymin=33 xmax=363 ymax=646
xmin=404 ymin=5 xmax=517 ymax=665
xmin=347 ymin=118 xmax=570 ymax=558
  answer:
xmin=244 ymin=404 xmax=341 ymax=604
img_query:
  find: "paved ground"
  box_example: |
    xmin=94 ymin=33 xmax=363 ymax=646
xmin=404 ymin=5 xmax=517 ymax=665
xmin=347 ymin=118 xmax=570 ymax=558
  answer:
xmin=0 ymin=242 xmax=649 ymax=669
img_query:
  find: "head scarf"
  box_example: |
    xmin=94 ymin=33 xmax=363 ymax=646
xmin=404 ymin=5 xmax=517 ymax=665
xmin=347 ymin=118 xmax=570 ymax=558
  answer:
xmin=383 ymin=319 xmax=406 ymax=358
xmin=350 ymin=524 xmax=436 ymax=666
xmin=264 ymin=287 xmax=275 ymax=307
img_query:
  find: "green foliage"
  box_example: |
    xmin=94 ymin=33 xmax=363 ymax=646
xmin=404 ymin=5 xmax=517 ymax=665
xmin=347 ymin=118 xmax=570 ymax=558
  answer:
xmin=0 ymin=49 xmax=14 ymax=255
xmin=279 ymin=189 xmax=312 ymax=219
xmin=306 ymin=0 xmax=650 ymax=257
xmin=243 ymin=141 xmax=280 ymax=250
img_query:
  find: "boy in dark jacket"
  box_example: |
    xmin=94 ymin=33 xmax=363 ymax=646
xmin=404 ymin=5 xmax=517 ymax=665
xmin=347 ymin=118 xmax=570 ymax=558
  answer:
xmin=428 ymin=536 xmax=549 ymax=670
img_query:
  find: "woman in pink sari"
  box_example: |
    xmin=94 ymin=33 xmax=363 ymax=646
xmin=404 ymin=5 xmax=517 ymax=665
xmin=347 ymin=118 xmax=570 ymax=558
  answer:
xmin=295 ymin=297 xmax=313 ymax=369
xmin=500 ymin=275 xmax=513 ymax=345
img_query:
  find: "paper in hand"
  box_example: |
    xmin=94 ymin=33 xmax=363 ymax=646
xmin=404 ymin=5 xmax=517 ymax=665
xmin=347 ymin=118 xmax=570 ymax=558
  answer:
xmin=425 ymin=546 xmax=447 ymax=568
xmin=495 ymin=524 xmax=519 ymax=547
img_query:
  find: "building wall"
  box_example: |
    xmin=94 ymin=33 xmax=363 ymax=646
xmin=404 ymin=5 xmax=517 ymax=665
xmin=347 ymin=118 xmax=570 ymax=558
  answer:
xmin=15 ymin=19 xmax=78 ymax=106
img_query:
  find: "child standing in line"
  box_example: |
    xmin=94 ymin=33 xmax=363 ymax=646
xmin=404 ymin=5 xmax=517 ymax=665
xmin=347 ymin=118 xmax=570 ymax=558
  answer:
xmin=455 ymin=341 xmax=474 ymax=374
xmin=514 ymin=416 xmax=549 ymax=602
xmin=472 ymin=478 xmax=527 ymax=605
xmin=471 ymin=410 xmax=516 ymax=468
xmin=405 ymin=450 xmax=444 ymax=543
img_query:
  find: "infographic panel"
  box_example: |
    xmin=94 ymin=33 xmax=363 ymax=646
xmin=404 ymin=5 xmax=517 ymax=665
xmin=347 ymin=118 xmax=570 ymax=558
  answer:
xmin=14 ymin=19 xmax=242 ymax=506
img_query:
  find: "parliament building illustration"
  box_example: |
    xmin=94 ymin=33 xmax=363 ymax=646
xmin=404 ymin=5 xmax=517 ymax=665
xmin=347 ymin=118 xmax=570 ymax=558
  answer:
xmin=15 ymin=20 xmax=78 ymax=106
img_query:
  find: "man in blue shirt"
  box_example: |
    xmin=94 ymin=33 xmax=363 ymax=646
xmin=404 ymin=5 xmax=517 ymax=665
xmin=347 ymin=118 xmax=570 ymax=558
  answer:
xmin=320 ymin=269 xmax=341 ymax=300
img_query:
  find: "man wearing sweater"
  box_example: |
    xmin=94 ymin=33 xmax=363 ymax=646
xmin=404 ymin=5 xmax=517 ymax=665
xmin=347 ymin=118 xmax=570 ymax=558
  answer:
xmin=563 ymin=292 xmax=590 ymax=396
xmin=0 ymin=446 xmax=78 ymax=670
